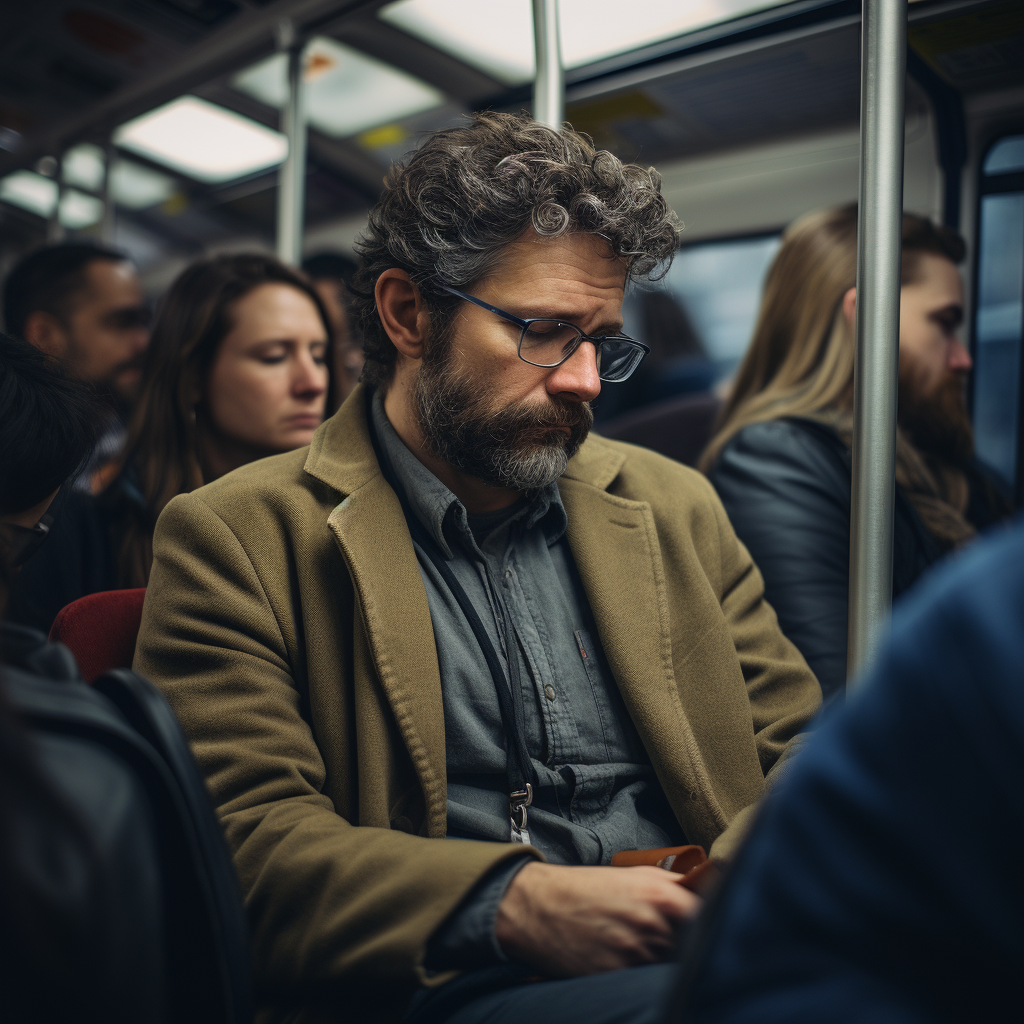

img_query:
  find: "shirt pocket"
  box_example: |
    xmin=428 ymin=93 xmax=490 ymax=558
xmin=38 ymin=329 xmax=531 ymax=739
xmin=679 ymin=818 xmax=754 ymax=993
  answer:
xmin=573 ymin=628 xmax=648 ymax=764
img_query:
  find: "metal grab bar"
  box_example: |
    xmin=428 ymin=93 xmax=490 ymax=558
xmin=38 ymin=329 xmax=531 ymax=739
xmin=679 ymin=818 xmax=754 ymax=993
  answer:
xmin=847 ymin=0 xmax=908 ymax=685
xmin=532 ymin=0 xmax=564 ymax=129
xmin=276 ymin=22 xmax=307 ymax=266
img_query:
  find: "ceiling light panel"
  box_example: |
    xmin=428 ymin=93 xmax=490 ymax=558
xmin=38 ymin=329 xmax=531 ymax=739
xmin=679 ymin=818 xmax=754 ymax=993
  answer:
xmin=111 ymin=159 xmax=176 ymax=209
xmin=380 ymin=0 xmax=784 ymax=84
xmin=233 ymin=36 xmax=444 ymax=139
xmin=115 ymin=96 xmax=288 ymax=183
xmin=0 ymin=170 xmax=103 ymax=228
xmin=0 ymin=171 xmax=58 ymax=218
xmin=63 ymin=143 xmax=106 ymax=192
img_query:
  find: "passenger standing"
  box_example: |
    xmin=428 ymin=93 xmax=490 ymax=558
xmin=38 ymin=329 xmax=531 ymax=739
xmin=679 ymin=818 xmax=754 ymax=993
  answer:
xmin=2 ymin=243 xmax=150 ymax=492
xmin=6 ymin=253 xmax=331 ymax=627
xmin=700 ymin=205 xmax=1012 ymax=701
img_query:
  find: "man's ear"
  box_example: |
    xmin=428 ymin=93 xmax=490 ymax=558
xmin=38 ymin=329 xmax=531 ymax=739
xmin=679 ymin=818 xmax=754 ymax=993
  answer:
xmin=841 ymin=286 xmax=857 ymax=326
xmin=375 ymin=269 xmax=430 ymax=361
xmin=23 ymin=311 xmax=69 ymax=360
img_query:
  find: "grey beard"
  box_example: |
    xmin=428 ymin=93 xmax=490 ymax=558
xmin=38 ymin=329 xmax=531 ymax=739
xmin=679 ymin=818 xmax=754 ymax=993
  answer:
xmin=414 ymin=356 xmax=591 ymax=491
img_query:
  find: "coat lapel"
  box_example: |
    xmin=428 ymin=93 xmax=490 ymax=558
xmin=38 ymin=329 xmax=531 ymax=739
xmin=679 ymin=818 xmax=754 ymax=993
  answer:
xmin=559 ymin=439 xmax=728 ymax=834
xmin=304 ymin=387 xmax=448 ymax=834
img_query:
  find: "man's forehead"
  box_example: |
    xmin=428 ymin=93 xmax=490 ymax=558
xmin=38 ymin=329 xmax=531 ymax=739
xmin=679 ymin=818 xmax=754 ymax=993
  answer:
xmin=486 ymin=231 xmax=627 ymax=295
xmin=82 ymin=258 xmax=142 ymax=301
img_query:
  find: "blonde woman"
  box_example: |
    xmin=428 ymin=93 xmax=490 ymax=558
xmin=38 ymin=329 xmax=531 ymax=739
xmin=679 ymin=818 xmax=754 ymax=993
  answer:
xmin=701 ymin=205 xmax=1012 ymax=700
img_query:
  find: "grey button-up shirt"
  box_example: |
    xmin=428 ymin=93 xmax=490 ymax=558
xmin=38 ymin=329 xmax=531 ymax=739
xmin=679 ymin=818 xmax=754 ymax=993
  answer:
xmin=372 ymin=395 xmax=682 ymax=865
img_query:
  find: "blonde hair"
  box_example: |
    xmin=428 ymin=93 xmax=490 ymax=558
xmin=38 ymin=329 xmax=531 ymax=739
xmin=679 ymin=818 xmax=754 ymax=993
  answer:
xmin=701 ymin=204 xmax=967 ymax=473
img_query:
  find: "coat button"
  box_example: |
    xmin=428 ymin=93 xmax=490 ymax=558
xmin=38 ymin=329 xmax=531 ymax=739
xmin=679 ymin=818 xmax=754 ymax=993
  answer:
xmin=544 ymin=684 xmax=556 ymax=701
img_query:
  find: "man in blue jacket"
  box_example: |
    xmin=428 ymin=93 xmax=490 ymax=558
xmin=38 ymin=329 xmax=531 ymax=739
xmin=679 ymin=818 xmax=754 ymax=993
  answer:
xmin=671 ymin=517 xmax=1024 ymax=1023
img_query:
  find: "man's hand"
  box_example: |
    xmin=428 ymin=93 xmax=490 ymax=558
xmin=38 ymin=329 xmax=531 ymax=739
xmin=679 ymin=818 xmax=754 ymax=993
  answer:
xmin=495 ymin=862 xmax=702 ymax=977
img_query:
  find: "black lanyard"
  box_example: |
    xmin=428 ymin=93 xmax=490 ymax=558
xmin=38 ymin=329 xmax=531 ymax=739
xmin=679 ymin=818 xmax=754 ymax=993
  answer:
xmin=372 ymin=432 xmax=536 ymax=844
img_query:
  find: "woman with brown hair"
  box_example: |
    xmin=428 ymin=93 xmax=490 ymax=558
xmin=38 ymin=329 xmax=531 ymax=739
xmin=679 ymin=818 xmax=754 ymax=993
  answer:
xmin=701 ymin=204 xmax=1012 ymax=701
xmin=110 ymin=252 xmax=332 ymax=587
xmin=10 ymin=253 xmax=333 ymax=623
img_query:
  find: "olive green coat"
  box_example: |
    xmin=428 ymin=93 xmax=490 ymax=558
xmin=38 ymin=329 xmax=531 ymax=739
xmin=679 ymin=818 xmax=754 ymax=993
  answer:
xmin=134 ymin=385 xmax=820 ymax=1022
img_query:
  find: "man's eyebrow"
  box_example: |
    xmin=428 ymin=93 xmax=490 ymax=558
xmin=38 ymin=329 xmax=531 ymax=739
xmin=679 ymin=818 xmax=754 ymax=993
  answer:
xmin=931 ymin=303 xmax=964 ymax=323
xmin=515 ymin=307 xmax=625 ymax=334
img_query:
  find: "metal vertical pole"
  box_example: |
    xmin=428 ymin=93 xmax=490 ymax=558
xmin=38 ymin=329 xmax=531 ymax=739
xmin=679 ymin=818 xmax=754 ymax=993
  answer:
xmin=100 ymin=139 xmax=116 ymax=244
xmin=532 ymin=0 xmax=564 ymax=129
xmin=847 ymin=0 xmax=908 ymax=685
xmin=276 ymin=31 xmax=307 ymax=266
xmin=48 ymin=152 xmax=66 ymax=243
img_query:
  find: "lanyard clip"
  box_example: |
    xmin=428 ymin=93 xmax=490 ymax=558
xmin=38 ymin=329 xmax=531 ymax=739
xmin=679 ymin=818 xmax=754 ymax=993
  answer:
xmin=509 ymin=783 xmax=533 ymax=845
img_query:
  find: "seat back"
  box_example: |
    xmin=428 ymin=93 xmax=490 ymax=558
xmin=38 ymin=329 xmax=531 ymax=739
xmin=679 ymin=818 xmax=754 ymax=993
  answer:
xmin=49 ymin=588 xmax=147 ymax=683
xmin=599 ymin=391 xmax=722 ymax=468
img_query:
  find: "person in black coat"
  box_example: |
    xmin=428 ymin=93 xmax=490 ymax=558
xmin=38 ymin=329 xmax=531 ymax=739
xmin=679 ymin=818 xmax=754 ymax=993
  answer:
xmin=701 ymin=205 xmax=1012 ymax=701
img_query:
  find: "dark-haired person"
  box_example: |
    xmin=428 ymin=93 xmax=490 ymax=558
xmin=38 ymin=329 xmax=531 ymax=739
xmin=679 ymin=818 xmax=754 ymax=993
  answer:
xmin=0 ymin=334 xmax=163 ymax=1024
xmin=135 ymin=112 xmax=820 ymax=1024
xmin=304 ymin=250 xmax=364 ymax=405
xmin=1 ymin=333 xmax=115 ymax=633
xmin=3 ymin=242 xmax=150 ymax=491
xmin=7 ymin=253 xmax=331 ymax=629
xmin=0 ymin=333 xmax=99 ymax=568
xmin=700 ymin=205 xmax=1013 ymax=702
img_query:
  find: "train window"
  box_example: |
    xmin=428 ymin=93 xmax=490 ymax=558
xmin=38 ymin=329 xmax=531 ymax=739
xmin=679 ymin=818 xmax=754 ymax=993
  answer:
xmin=983 ymin=135 xmax=1024 ymax=175
xmin=972 ymin=134 xmax=1024 ymax=497
xmin=622 ymin=233 xmax=780 ymax=376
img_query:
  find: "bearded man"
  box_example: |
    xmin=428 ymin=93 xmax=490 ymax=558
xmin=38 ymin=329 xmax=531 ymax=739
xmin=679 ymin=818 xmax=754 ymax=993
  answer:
xmin=135 ymin=113 xmax=821 ymax=1024
xmin=703 ymin=204 xmax=1014 ymax=704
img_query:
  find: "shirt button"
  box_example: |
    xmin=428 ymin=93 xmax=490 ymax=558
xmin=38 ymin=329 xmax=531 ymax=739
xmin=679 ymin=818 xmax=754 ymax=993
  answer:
xmin=544 ymin=684 xmax=556 ymax=702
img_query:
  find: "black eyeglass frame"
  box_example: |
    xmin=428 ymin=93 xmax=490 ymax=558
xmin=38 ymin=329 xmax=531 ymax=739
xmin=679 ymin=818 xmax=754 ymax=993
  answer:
xmin=438 ymin=284 xmax=649 ymax=383
xmin=4 ymin=511 xmax=55 ymax=568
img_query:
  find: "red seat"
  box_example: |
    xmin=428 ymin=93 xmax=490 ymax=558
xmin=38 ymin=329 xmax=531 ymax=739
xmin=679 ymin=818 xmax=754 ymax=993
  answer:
xmin=49 ymin=589 xmax=147 ymax=683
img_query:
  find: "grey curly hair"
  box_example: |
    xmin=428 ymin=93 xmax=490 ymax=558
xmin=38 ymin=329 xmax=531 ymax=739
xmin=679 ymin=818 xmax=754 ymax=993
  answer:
xmin=352 ymin=111 xmax=682 ymax=388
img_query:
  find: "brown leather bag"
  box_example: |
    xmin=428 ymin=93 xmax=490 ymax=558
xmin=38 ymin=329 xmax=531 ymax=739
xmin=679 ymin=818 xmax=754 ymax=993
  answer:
xmin=611 ymin=845 xmax=719 ymax=893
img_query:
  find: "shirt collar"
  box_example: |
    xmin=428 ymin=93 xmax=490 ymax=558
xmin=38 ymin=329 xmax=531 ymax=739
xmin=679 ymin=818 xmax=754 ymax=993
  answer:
xmin=371 ymin=390 xmax=567 ymax=558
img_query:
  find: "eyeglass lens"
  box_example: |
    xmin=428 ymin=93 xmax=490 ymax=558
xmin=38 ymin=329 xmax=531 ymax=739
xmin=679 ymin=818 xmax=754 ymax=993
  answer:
xmin=519 ymin=321 xmax=644 ymax=382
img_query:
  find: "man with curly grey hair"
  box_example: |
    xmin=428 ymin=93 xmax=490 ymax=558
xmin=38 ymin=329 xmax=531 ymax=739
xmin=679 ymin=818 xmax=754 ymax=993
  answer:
xmin=136 ymin=112 xmax=821 ymax=1024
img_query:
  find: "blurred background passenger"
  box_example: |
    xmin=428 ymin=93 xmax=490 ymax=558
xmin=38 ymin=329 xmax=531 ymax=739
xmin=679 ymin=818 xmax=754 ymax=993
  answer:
xmin=700 ymin=205 xmax=1013 ymax=700
xmin=8 ymin=253 xmax=332 ymax=625
xmin=595 ymin=289 xmax=715 ymax=423
xmin=2 ymin=243 xmax=150 ymax=493
xmin=303 ymin=250 xmax=364 ymax=405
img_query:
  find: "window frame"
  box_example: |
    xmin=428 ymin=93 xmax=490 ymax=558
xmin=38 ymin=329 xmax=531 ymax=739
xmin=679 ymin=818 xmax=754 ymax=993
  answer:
xmin=971 ymin=129 xmax=1024 ymax=505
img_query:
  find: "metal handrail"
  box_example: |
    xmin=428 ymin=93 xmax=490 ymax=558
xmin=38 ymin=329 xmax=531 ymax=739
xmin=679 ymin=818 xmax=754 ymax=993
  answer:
xmin=847 ymin=0 xmax=908 ymax=685
xmin=276 ymin=25 xmax=307 ymax=267
xmin=532 ymin=0 xmax=565 ymax=129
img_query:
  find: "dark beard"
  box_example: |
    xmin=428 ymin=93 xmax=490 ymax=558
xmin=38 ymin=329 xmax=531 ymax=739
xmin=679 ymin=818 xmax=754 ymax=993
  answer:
xmin=897 ymin=369 xmax=974 ymax=467
xmin=413 ymin=342 xmax=593 ymax=491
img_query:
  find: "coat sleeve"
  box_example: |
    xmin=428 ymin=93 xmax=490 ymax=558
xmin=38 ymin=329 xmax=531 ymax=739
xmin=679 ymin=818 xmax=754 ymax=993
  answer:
xmin=707 ymin=421 xmax=852 ymax=703
xmin=134 ymin=492 xmax=533 ymax=1001
xmin=695 ymin=458 xmax=824 ymax=863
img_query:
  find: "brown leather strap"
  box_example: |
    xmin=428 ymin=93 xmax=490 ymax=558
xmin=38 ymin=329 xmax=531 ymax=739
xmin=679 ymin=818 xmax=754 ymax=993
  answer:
xmin=611 ymin=844 xmax=719 ymax=892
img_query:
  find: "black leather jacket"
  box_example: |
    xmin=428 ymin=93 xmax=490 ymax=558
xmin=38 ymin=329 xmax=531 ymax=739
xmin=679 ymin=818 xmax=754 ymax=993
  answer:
xmin=707 ymin=418 xmax=1009 ymax=701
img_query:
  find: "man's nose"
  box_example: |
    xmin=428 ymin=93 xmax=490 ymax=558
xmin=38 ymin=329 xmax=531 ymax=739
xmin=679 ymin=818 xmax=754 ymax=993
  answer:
xmin=132 ymin=327 xmax=149 ymax=355
xmin=546 ymin=340 xmax=602 ymax=403
xmin=948 ymin=338 xmax=972 ymax=374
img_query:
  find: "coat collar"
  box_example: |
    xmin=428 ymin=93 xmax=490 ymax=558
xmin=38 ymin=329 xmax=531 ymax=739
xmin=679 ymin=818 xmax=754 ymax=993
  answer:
xmin=302 ymin=387 xmax=701 ymax=834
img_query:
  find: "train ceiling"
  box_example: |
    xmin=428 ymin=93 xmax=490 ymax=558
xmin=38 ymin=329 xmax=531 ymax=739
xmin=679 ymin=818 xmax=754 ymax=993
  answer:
xmin=0 ymin=0 xmax=1020 ymax=268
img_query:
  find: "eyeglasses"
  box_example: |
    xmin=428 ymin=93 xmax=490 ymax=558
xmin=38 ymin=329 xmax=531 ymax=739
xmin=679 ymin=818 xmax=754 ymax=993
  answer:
xmin=439 ymin=285 xmax=649 ymax=383
xmin=3 ymin=511 xmax=55 ymax=568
